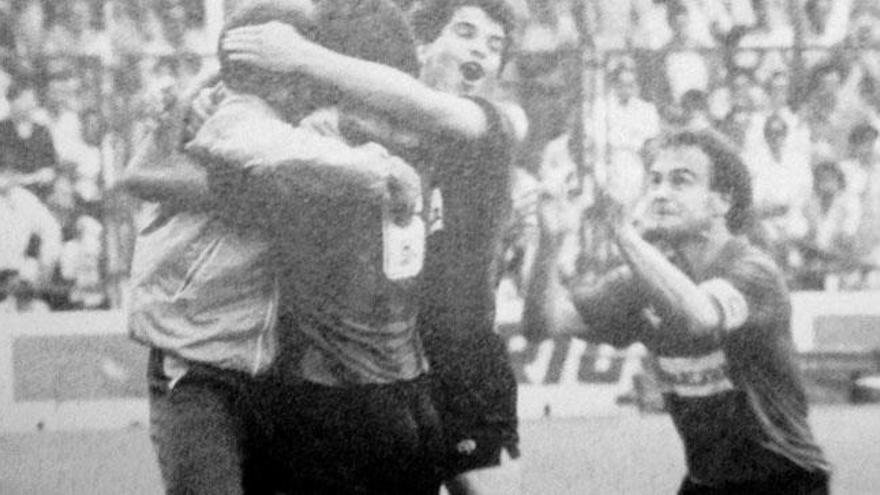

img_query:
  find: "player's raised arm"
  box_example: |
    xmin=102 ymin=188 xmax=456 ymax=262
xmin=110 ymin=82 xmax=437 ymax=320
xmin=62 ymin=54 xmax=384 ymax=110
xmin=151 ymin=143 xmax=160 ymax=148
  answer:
xmin=610 ymin=217 xmax=724 ymax=338
xmin=222 ymin=21 xmax=492 ymax=140
xmin=117 ymin=77 xmax=221 ymax=210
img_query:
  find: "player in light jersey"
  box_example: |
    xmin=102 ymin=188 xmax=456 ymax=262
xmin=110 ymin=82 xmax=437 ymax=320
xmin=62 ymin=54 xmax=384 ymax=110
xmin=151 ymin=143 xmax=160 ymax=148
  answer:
xmin=123 ymin=1 xmax=440 ymax=493
xmin=525 ymin=130 xmax=830 ymax=494
xmin=222 ymin=1 xmax=524 ymax=492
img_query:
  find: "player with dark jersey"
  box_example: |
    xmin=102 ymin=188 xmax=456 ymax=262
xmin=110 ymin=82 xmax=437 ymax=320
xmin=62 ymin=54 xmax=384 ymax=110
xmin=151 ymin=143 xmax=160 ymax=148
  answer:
xmin=222 ymin=1 xmax=524 ymax=492
xmin=526 ymin=130 xmax=830 ymax=494
xmin=416 ymin=95 xmax=520 ymax=476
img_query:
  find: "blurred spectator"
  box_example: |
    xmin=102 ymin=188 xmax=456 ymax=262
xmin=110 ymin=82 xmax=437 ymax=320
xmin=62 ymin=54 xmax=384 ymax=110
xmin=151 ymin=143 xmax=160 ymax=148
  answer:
xmin=746 ymin=113 xmax=813 ymax=264
xmin=745 ymin=71 xmax=811 ymax=166
xmin=597 ymin=63 xmax=658 ymax=207
xmin=60 ymin=215 xmax=107 ymax=309
xmin=741 ymin=0 xmax=795 ymax=47
xmin=43 ymin=0 xmax=111 ymax=60
xmin=844 ymin=124 xmax=880 ymax=287
xmin=717 ymin=103 xmax=753 ymax=149
xmin=799 ymin=63 xmax=878 ymax=160
xmin=677 ymin=88 xmax=714 ymax=131
xmin=629 ymin=0 xmax=673 ymax=50
xmin=840 ymin=123 xmax=880 ymax=201
xmin=0 ymin=77 xmax=58 ymax=201
xmin=0 ymin=166 xmax=61 ymax=309
xmin=661 ymin=2 xmax=714 ymax=105
xmin=792 ymin=160 xmax=860 ymax=289
xmin=44 ymin=69 xmax=103 ymax=207
xmin=536 ymin=132 xmax=593 ymax=280
xmin=801 ymin=0 xmax=853 ymax=58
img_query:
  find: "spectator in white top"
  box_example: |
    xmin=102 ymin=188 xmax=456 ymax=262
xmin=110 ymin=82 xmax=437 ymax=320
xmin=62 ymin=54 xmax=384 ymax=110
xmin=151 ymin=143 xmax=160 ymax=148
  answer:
xmin=601 ymin=64 xmax=659 ymax=207
xmin=663 ymin=1 xmax=713 ymax=104
xmin=793 ymin=160 xmax=860 ymax=289
xmin=0 ymin=166 xmax=62 ymax=299
xmin=799 ymin=63 xmax=878 ymax=160
xmin=745 ymin=71 xmax=810 ymax=165
xmin=60 ymin=215 xmax=106 ymax=309
xmin=802 ymin=0 xmax=853 ymax=49
xmin=746 ymin=114 xmax=813 ymax=266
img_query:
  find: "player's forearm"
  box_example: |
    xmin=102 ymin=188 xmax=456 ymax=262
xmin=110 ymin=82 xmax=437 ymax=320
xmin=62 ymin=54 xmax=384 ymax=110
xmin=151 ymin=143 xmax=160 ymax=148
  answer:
xmin=120 ymin=129 xmax=214 ymax=209
xmin=614 ymin=224 xmax=721 ymax=336
xmin=522 ymin=232 xmax=590 ymax=342
xmin=297 ymin=45 xmax=487 ymax=139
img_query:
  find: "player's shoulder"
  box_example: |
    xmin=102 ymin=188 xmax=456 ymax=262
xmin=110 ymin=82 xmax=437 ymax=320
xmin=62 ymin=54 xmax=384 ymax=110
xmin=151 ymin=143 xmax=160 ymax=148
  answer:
xmin=717 ymin=237 xmax=786 ymax=288
xmin=465 ymin=96 xmax=527 ymax=144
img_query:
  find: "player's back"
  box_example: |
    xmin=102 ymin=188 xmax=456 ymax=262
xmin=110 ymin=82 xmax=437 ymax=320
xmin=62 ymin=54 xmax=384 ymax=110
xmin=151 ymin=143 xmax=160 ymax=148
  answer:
xmin=276 ymin=162 xmax=429 ymax=386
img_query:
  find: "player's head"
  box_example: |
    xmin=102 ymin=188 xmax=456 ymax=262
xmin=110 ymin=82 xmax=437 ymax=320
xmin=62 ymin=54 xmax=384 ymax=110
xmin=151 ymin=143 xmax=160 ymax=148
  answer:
xmin=220 ymin=0 xmax=418 ymax=120
xmin=644 ymin=131 xmax=752 ymax=240
xmin=409 ymin=0 xmax=516 ymax=96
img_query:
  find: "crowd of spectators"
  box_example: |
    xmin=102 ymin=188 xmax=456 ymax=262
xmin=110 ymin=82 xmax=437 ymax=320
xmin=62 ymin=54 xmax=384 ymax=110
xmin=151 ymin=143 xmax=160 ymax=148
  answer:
xmin=514 ymin=0 xmax=880 ymax=292
xmin=0 ymin=0 xmax=211 ymax=312
xmin=0 ymin=0 xmax=878 ymax=313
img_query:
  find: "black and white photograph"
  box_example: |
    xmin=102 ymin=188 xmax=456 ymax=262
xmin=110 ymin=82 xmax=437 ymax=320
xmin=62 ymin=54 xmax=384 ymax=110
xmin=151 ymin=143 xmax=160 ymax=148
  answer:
xmin=1 ymin=1 xmax=879 ymax=493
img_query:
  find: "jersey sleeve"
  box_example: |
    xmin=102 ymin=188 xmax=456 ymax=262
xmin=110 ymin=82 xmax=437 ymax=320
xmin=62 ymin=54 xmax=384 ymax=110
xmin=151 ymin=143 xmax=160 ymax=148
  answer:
xmin=570 ymin=266 xmax=652 ymax=348
xmin=438 ymin=97 xmax=515 ymax=181
xmin=698 ymin=248 xmax=789 ymax=335
xmin=187 ymin=98 xmax=421 ymax=229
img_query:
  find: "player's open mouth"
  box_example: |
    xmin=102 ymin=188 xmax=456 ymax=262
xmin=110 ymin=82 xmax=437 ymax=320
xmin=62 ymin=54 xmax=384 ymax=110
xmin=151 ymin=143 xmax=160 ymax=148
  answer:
xmin=460 ymin=62 xmax=485 ymax=82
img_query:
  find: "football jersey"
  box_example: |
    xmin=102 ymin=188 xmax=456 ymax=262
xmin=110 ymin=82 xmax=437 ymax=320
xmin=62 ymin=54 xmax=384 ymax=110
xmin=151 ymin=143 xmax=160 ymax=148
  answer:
xmin=276 ymin=184 xmax=430 ymax=386
xmin=417 ymin=97 xmax=519 ymax=428
xmin=574 ymin=237 xmax=830 ymax=483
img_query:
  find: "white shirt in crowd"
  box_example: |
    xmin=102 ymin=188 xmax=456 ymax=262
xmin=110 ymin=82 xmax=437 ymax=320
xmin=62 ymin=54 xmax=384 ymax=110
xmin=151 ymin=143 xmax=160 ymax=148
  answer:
xmin=0 ymin=186 xmax=62 ymax=283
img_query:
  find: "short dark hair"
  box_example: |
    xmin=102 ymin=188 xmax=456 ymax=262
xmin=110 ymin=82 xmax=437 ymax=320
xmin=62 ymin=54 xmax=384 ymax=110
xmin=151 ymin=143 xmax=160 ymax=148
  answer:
xmin=409 ymin=0 xmax=516 ymax=71
xmin=813 ymin=160 xmax=846 ymax=191
xmin=220 ymin=0 xmax=418 ymax=103
xmin=848 ymin=122 xmax=879 ymax=147
xmin=680 ymin=89 xmax=709 ymax=113
xmin=659 ymin=130 xmax=753 ymax=234
xmin=763 ymin=113 xmax=788 ymax=140
xmin=220 ymin=1 xmax=317 ymax=97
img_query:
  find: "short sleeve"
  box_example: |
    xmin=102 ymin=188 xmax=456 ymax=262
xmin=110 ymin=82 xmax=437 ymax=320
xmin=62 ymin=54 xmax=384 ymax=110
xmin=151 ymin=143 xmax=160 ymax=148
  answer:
xmin=700 ymin=249 xmax=788 ymax=334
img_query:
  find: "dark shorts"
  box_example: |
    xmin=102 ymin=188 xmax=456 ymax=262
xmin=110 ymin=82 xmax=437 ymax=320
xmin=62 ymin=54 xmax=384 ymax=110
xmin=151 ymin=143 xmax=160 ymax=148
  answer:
xmin=147 ymin=348 xmax=277 ymax=495
xmin=424 ymin=327 xmax=521 ymax=477
xmin=678 ymin=468 xmax=830 ymax=495
xmin=260 ymin=374 xmax=445 ymax=494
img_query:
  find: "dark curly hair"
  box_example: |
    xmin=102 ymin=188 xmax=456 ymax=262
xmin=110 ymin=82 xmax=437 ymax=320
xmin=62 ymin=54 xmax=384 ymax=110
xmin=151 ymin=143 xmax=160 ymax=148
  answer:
xmin=409 ymin=0 xmax=516 ymax=72
xmin=220 ymin=0 xmax=418 ymax=106
xmin=659 ymin=130 xmax=754 ymax=234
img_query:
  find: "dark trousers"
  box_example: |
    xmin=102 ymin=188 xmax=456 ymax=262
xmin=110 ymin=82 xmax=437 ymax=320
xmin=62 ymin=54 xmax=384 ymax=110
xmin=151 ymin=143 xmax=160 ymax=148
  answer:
xmin=263 ymin=375 xmax=445 ymax=494
xmin=148 ymin=348 xmax=443 ymax=495
xmin=147 ymin=348 xmax=276 ymax=495
xmin=679 ymin=469 xmax=830 ymax=495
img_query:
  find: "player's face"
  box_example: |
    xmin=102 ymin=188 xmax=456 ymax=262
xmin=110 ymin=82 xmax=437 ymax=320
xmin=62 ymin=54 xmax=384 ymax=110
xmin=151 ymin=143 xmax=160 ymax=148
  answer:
xmin=644 ymin=145 xmax=727 ymax=241
xmin=417 ymin=6 xmax=506 ymax=96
